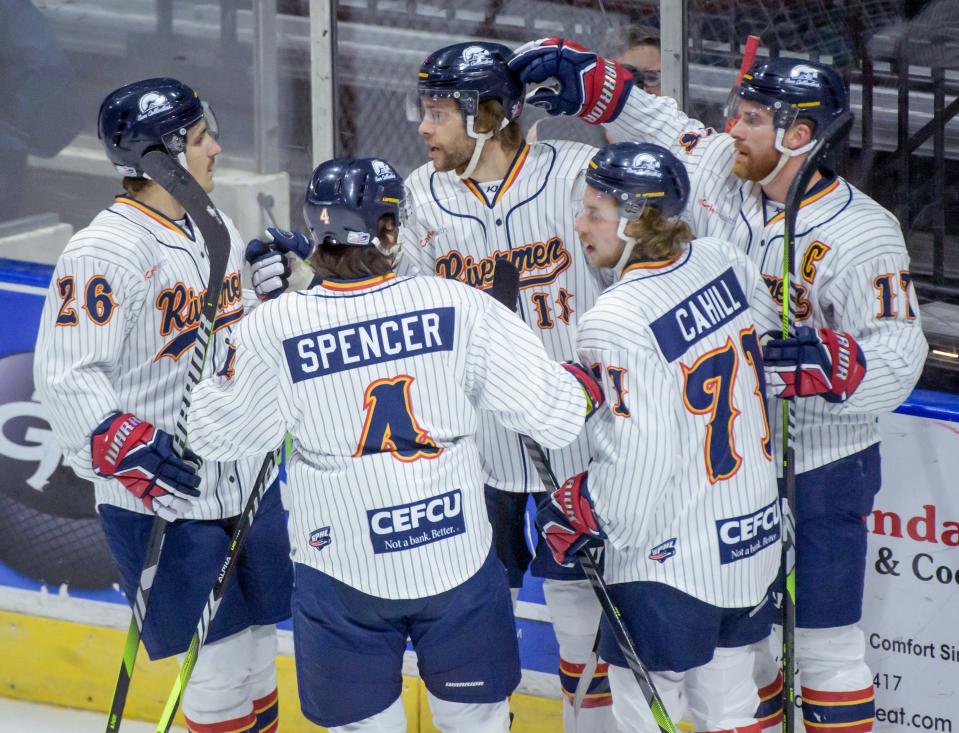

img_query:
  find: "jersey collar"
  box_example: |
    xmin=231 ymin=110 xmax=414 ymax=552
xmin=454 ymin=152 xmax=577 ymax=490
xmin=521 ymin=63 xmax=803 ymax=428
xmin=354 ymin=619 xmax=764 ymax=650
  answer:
xmin=113 ymin=196 xmax=196 ymax=241
xmin=763 ymin=171 xmax=840 ymax=227
xmin=318 ymin=272 xmax=397 ymax=292
xmin=463 ymin=143 xmax=530 ymax=208
xmin=621 ymin=253 xmax=683 ymax=276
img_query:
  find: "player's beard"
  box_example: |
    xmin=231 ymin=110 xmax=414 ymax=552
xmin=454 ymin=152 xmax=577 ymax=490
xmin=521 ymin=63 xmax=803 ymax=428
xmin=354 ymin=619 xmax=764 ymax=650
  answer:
xmin=432 ymin=137 xmax=476 ymax=174
xmin=732 ymin=145 xmax=780 ymax=182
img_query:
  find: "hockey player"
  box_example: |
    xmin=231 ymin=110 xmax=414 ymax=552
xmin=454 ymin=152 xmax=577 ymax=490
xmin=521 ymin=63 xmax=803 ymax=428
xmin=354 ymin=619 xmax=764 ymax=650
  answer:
xmin=397 ymin=41 xmax=636 ymax=731
xmin=537 ymin=141 xmax=780 ymax=733
xmin=34 ymin=78 xmax=292 ymax=733
xmin=186 ymin=157 xmax=604 ymax=733
xmin=511 ymin=41 xmax=929 ymax=733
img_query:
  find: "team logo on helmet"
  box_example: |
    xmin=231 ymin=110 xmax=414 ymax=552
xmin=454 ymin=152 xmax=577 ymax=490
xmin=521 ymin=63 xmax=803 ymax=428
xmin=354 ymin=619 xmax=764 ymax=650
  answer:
xmin=628 ymin=153 xmax=662 ymax=177
xmin=371 ymin=159 xmax=396 ymax=182
xmin=347 ymin=231 xmax=372 ymax=245
xmin=136 ymin=92 xmax=173 ymax=121
xmin=789 ymin=65 xmax=822 ymax=87
xmin=461 ymin=45 xmax=493 ymax=67
xmin=165 ymin=132 xmax=187 ymax=153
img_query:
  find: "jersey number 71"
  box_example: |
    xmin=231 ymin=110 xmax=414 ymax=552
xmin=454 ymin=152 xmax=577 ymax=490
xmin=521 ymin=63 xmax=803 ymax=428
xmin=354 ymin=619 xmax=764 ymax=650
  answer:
xmin=680 ymin=327 xmax=772 ymax=484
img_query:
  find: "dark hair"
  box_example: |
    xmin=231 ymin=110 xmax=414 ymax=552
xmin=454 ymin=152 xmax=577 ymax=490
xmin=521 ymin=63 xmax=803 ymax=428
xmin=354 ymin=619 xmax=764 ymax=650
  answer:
xmin=121 ymin=177 xmax=152 ymax=196
xmin=623 ymin=206 xmax=693 ymax=262
xmin=307 ymin=244 xmax=393 ymax=281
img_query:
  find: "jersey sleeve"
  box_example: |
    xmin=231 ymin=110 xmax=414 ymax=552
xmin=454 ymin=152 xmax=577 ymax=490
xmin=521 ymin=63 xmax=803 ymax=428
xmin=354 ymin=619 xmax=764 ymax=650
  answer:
xmin=188 ymin=305 xmax=292 ymax=460
xmin=33 ymin=252 xmax=145 ymax=483
xmin=462 ymin=297 xmax=585 ymax=450
xmin=577 ymin=333 xmax=679 ymax=551
xmin=604 ymin=86 xmax=708 ymax=149
xmin=820 ymin=249 xmax=928 ymax=414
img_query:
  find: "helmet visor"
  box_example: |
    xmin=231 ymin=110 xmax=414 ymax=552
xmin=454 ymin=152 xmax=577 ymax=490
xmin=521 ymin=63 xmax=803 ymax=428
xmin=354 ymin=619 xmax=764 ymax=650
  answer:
xmin=406 ymin=87 xmax=480 ymax=124
xmin=724 ymin=88 xmax=799 ymax=131
xmin=577 ymin=181 xmax=650 ymax=224
xmin=201 ymin=101 xmax=219 ymax=141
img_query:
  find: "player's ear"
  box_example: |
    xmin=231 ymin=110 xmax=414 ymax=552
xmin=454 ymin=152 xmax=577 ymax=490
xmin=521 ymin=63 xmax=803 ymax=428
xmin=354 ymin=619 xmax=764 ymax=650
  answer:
xmin=786 ymin=119 xmax=815 ymax=151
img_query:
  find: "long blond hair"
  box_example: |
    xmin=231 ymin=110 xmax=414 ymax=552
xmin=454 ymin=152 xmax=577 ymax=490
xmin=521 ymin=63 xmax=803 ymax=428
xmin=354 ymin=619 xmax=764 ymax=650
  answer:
xmin=623 ymin=206 xmax=693 ymax=262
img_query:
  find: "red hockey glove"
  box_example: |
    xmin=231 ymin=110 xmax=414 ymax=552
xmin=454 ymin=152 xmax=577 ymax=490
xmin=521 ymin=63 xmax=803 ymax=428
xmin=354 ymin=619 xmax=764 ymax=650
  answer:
xmin=763 ymin=327 xmax=867 ymax=403
xmin=508 ymin=38 xmax=633 ymax=124
xmin=91 ymin=412 xmax=201 ymax=521
xmin=562 ymin=362 xmax=605 ymax=420
xmin=535 ymin=472 xmax=606 ymax=566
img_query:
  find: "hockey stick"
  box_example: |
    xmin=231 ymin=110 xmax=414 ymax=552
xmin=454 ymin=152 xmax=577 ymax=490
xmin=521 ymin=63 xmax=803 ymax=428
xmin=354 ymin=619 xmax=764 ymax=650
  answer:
xmin=521 ymin=436 xmax=678 ymax=733
xmin=486 ymin=259 xmax=679 ymax=733
xmin=779 ymin=110 xmax=853 ymax=733
xmin=153 ymin=194 xmax=288 ymax=732
xmin=105 ymin=150 xmax=233 ymax=733
xmin=155 ymin=450 xmax=278 ymax=733
xmin=725 ymin=35 xmax=761 ymax=132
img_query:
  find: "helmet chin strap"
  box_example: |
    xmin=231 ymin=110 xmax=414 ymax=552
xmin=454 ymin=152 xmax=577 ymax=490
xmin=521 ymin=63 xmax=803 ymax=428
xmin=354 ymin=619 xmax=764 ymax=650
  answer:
xmin=458 ymin=115 xmax=509 ymax=180
xmin=759 ymin=127 xmax=817 ymax=187
xmin=612 ymin=217 xmax=638 ymax=278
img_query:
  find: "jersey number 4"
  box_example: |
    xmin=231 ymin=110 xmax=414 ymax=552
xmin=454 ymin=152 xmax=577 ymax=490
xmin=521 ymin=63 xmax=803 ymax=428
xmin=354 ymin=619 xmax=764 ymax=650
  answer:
xmin=680 ymin=328 xmax=772 ymax=484
xmin=354 ymin=375 xmax=444 ymax=462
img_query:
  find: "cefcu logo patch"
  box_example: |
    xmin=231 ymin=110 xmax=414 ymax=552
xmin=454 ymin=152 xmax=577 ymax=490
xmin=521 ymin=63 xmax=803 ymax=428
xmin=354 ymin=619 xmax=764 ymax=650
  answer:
xmin=367 ymin=489 xmax=465 ymax=554
xmin=716 ymin=498 xmax=781 ymax=565
xmin=648 ymin=538 xmax=677 ymax=563
xmin=309 ymin=526 xmax=332 ymax=551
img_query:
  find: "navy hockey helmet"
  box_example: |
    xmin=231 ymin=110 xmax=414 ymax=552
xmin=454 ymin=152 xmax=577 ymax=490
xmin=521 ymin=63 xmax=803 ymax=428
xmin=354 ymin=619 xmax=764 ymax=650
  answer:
xmin=304 ymin=158 xmax=405 ymax=249
xmin=729 ymin=57 xmax=847 ymax=135
xmin=585 ymin=142 xmax=690 ymax=219
xmin=97 ymin=78 xmax=218 ymax=177
xmin=416 ymin=42 xmax=524 ymax=123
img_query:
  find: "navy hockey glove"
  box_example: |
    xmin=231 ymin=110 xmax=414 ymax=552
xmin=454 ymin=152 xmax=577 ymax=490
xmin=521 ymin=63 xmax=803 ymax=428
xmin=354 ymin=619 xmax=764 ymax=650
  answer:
xmin=535 ymin=472 xmax=606 ymax=566
xmin=91 ymin=412 xmax=201 ymax=522
xmin=245 ymin=227 xmax=313 ymax=301
xmin=562 ymin=362 xmax=605 ymax=420
xmin=763 ymin=327 xmax=866 ymax=403
xmin=508 ymin=38 xmax=633 ymax=124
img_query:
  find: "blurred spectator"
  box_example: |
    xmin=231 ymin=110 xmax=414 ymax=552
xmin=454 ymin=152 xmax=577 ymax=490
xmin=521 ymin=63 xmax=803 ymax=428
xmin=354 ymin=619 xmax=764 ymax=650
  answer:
xmin=0 ymin=1 xmax=82 ymax=221
xmin=607 ymin=25 xmax=663 ymax=96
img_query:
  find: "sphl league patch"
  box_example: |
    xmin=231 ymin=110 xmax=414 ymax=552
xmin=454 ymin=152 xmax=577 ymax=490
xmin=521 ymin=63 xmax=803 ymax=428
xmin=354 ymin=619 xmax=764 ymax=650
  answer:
xmin=309 ymin=526 xmax=332 ymax=551
xmin=648 ymin=538 xmax=677 ymax=563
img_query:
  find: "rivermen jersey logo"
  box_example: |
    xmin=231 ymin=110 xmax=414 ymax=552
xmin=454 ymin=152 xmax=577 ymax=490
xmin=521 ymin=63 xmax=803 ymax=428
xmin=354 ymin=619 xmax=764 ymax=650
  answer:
xmin=433 ymin=237 xmax=571 ymax=289
xmin=154 ymin=270 xmax=244 ymax=360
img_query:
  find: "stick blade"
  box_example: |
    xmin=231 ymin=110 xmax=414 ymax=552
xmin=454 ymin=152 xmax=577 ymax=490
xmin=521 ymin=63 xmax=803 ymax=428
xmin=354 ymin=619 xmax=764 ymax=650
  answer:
xmin=489 ymin=259 xmax=520 ymax=312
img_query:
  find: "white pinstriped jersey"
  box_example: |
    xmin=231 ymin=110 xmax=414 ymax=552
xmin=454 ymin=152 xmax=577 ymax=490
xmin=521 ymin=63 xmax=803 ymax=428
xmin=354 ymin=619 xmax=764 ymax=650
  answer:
xmin=187 ymin=273 xmax=586 ymax=599
xmin=399 ymin=140 xmax=614 ymax=493
xmin=34 ymin=197 xmax=264 ymax=520
xmin=606 ymin=90 xmax=929 ymax=473
xmin=578 ymin=239 xmax=779 ymax=607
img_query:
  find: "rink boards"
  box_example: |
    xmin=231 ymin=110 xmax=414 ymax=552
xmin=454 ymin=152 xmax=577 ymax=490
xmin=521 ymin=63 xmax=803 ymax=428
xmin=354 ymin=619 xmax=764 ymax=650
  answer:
xmin=0 ymin=260 xmax=956 ymax=732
